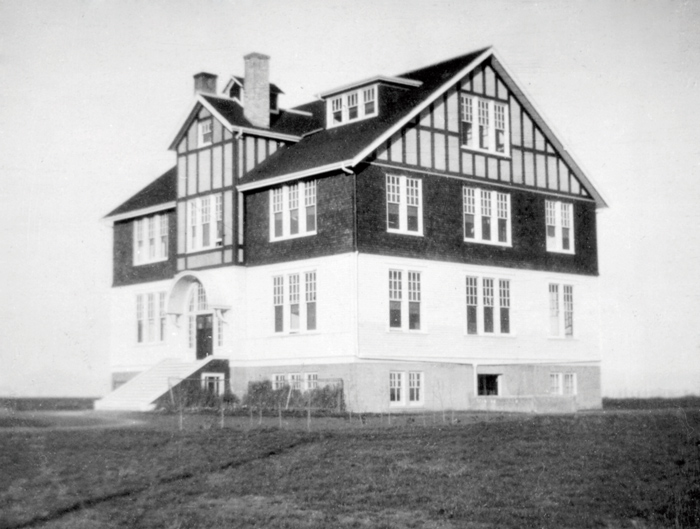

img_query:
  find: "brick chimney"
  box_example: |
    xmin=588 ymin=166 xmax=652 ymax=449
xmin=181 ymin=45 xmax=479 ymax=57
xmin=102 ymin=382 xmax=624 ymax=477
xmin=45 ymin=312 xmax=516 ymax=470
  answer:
xmin=194 ymin=72 xmax=217 ymax=95
xmin=244 ymin=52 xmax=270 ymax=128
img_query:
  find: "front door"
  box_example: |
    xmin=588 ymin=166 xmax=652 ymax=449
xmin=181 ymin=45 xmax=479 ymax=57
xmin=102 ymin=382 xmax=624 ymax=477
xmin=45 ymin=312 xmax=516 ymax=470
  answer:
xmin=196 ymin=314 xmax=213 ymax=360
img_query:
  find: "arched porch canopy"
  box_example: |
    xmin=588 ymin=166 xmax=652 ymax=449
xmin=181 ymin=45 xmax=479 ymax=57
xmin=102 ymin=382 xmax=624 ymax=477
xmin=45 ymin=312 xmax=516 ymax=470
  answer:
xmin=167 ymin=269 xmax=232 ymax=315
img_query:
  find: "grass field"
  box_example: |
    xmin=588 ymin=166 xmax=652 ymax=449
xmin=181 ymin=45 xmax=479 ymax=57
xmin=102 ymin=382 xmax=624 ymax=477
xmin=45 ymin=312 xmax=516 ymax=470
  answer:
xmin=1 ymin=405 xmax=699 ymax=528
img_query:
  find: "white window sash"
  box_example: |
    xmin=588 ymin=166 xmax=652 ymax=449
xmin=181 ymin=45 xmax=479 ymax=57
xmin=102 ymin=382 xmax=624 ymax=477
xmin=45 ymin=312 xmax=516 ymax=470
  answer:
xmin=460 ymin=96 xmax=510 ymax=156
xmin=270 ymin=181 xmax=317 ymax=241
xmin=463 ymin=187 xmax=511 ymax=246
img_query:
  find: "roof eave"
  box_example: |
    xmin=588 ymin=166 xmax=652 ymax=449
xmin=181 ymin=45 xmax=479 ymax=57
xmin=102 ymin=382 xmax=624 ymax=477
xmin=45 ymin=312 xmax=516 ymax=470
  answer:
xmin=103 ymin=201 xmax=176 ymax=226
xmin=237 ymin=161 xmax=352 ymax=192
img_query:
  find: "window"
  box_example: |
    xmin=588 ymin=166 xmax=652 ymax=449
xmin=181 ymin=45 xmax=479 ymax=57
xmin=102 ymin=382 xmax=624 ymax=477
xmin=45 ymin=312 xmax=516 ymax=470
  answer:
xmin=289 ymin=373 xmax=303 ymax=391
xmin=186 ymin=282 xmax=208 ymax=349
xmin=551 ymin=284 xmax=574 ymax=338
xmin=549 ymin=283 xmax=574 ymax=338
xmin=463 ymin=187 xmax=511 ymax=245
xmin=305 ymin=373 xmax=318 ymax=391
xmin=273 ymin=271 xmax=317 ymax=334
xmin=133 ymin=214 xmax=169 ymax=265
xmin=327 ymin=85 xmax=378 ymax=127
xmin=136 ymin=291 xmax=166 ymax=344
xmin=363 ymin=87 xmax=375 ymax=115
xmin=460 ymin=95 xmax=509 ymax=156
xmin=348 ymin=92 xmax=358 ymax=120
xmin=201 ymin=373 xmax=224 ymax=396
xmin=187 ymin=195 xmax=222 ymax=252
xmin=545 ymin=200 xmax=575 ymax=254
xmin=389 ymin=371 xmax=424 ymax=406
xmin=198 ymin=120 xmax=213 ymax=147
xmin=270 ymin=180 xmax=317 ymax=241
xmin=386 ymin=175 xmax=423 ymax=235
xmin=465 ymin=276 xmax=511 ymax=335
xmin=550 ymin=373 xmax=577 ymax=395
xmin=389 ymin=270 xmax=421 ymax=331
xmin=273 ymin=374 xmax=287 ymax=391
xmin=477 ymin=374 xmax=500 ymax=396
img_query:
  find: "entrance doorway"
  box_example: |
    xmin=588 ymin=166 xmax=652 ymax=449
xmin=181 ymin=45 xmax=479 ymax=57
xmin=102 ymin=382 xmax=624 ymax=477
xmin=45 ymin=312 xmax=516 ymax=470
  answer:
xmin=196 ymin=314 xmax=213 ymax=360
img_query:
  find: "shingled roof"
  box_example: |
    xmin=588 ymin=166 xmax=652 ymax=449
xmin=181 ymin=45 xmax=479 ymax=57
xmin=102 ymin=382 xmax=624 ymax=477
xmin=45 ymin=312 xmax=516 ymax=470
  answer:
xmin=242 ymin=47 xmax=490 ymax=183
xmin=106 ymin=166 xmax=176 ymax=218
xmin=201 ymin=94 xmax=322 ymax=137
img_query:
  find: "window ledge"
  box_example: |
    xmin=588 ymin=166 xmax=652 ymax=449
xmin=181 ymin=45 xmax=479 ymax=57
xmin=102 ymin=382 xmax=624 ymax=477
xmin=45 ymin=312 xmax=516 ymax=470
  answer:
xmin=134 ymin=257 xmax=169 ymax=266
xmin=272 ymin=331 xmax=321 ymax=338
xmin=465 ymin=333 xmax=516 ymax=339
xmin=548 ymin=336 xmax=576 ymax=341
xmin=546 ymin=249 xmax=576 ymax=256
xmin=386 ymin=229 xmax=424 ymax=237
xmin=387 ymin=329 xmax=428 ymax=335
xmin=460 ymin=146 xmax=511 ymax=159
xmin=270 ymin=231 xmax=317 ymax=242
xmin=463 ymin=239 xmax=512 ymax=248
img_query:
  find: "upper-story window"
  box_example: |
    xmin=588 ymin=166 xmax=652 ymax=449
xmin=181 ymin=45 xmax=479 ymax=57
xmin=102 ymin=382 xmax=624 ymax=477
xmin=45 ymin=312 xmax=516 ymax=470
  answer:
xmin=327 ymin=85 xmax=378 ymax=128
xmin=187 ymin=195 xmax=222 ymax=253
xmin=133 ymin=213 xmax=169 ymax=265
xmin=270 ymin=180 xmax=317 ymax=241
xmin=461 ymin=95 xmax=509 ymax=156
xmin=198 ymin=120 xmax=213 ymax=147
xmin=545 ymin=200 xmax=575 ymax=254
xmin=463 ymin=187 xmax=511 ymax=246
xmin=386 ymin=175 xmax=423 ymax=236
xmin=389 ymin=269 xmax=421 ymax=331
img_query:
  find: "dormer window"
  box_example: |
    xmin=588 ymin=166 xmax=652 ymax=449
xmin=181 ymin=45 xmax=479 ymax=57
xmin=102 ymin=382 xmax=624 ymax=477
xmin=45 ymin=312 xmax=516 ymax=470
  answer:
xmin=364 ymin=87 xmax=375 ymax=115
xmin=198 ymin=120 xmax=213 ymax=147
xmin=326 ymin=84 xmax=379 ymax=128
xmin=460 ymin=94 xmax=509 ymax=156
xmin=348 ymin=93 xmax=358 ymax=120
xmin=332 ymin=98 xmax=342 ymax=124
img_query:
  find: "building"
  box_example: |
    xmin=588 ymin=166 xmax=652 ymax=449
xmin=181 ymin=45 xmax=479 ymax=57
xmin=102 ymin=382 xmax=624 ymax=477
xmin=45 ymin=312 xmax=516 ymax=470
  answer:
xmin=96 ymin=47 xmax=606 ymax=413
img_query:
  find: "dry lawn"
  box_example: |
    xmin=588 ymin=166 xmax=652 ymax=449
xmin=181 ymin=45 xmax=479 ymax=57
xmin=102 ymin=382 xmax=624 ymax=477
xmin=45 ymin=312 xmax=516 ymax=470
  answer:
xmin=0 ymin=407 xmax=698 ymax=528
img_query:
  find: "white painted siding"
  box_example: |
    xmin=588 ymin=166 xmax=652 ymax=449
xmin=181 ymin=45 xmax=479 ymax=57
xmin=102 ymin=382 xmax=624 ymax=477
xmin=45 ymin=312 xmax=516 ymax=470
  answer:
xmin=356 ymin=253 xmax=600 ymax=365
xmin=241 ymin=253 xmax=356 ymax=366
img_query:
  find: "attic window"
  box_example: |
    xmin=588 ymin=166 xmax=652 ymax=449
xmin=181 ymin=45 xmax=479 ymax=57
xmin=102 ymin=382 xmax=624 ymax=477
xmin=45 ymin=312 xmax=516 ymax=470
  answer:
xmin=327 ymin=84 xmax=378 ymax=128
xmin=460 ymin=94 xmax=509 ymax=157
xmin=198 ymin=120 xmax=213 ymax=147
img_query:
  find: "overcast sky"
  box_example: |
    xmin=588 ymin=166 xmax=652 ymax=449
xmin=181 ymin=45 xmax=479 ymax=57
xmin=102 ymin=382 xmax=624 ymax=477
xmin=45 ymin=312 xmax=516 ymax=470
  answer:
xmin=1 ymin=0 xmax=698 ymax=398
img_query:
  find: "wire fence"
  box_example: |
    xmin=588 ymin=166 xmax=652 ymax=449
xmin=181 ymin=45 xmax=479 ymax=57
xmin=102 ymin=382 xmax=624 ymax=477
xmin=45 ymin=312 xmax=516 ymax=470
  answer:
xmin=156 ymin=377 xmax=345 ymax=431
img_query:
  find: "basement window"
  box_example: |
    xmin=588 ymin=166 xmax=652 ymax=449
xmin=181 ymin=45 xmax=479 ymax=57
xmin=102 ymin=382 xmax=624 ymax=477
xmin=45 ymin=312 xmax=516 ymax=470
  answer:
xmin=477 ymin=374 xmax=500 ymax=396
xmin=201 ymin=373 xmax=224 ymax=396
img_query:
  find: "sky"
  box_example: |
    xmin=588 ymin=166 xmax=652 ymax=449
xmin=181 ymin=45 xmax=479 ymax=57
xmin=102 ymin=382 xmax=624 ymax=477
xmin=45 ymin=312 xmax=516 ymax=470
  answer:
xmin=0 ymin=0 xmax=699 ymax=398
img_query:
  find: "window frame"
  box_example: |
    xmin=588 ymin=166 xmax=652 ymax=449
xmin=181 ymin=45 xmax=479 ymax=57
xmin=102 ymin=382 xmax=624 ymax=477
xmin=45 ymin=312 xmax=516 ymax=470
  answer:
xmin=198 ymin=119 xmax=213 ymax=148
xmin=465 ymin=275 xmax=512 ymax=336
xmin=477 ymin=374 xmax=501 ymax=396
xmin=549 ymin=372 xmax=577 ymax=396
xmin=386 ymin=175 xmax=423 ymax=236
xmin=186 ymin=195 xmax=223 ymax=253
xmin=326 ymin=85 xmax=378 ymax=128
xmin=272 ymin=271 xmax=318 ymax=335
xmin=201 ymin=372 xmax=224 ymax=396
xmin=549 ymin=283 xmax=574 ymax=339
xmin=136 ymin=291 xmax=167 ymax=345
xmin=389 ymin=371 xmax=424 ymax=407
xmin=460 ymin=94 xmax=510 ymax=157
xmin=133 ymin=214 xmax=169 ymax=265
xmin=463 ymin=187 xmax=511 ymax=246
xmin=269 ymin=180 xmax=317 ymax=241
xmin=545 ymin=200 xmax=575 ymax=254
xmin=388 ymin=269 xmax=422 ymax=332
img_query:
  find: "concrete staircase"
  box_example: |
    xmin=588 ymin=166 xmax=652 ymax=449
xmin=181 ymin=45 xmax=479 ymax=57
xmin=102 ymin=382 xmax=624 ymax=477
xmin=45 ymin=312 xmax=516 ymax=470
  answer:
xmin=95 ymin=358 xmax=218 ymax=411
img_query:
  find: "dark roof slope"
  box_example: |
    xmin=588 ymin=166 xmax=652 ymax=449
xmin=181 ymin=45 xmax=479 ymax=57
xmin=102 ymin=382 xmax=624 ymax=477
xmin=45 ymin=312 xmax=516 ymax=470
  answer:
xmin=202 ymin=95 xmax=322 ymax=137
xmin=243 ymin=48 xmax=489 ymax=183
xmin=106 ymin=166 xmax=176 ymax=218
xmin=232 ymin=76 xmax=284 ymax=94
